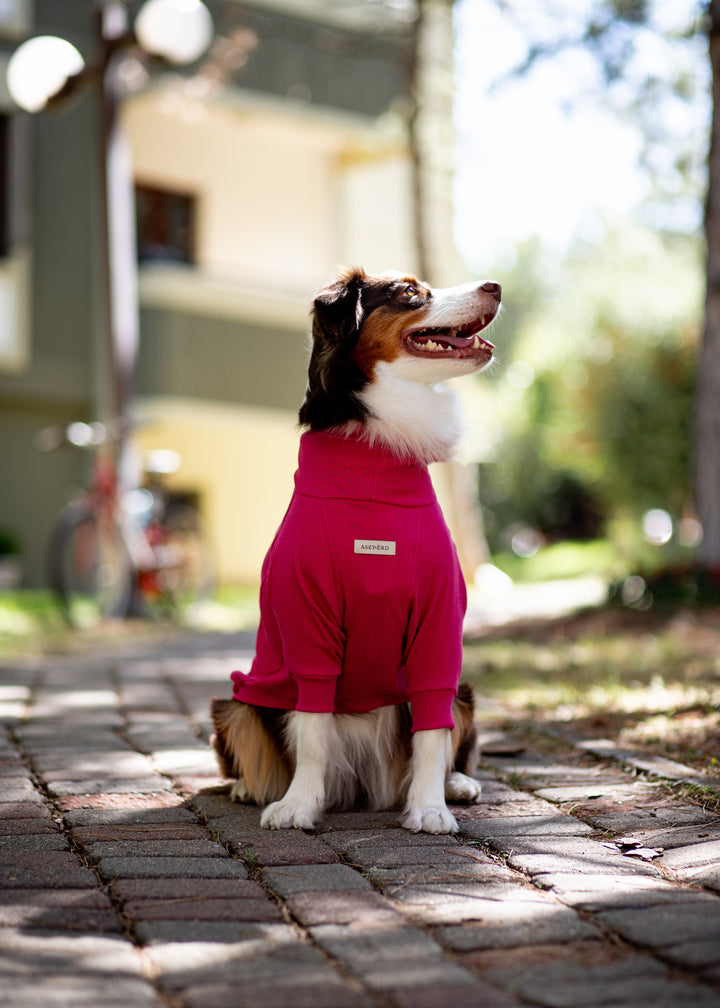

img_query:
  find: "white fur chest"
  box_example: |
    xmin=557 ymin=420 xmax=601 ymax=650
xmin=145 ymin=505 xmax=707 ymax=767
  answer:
xmin=357 ymin=360 xmax=466 ymax=465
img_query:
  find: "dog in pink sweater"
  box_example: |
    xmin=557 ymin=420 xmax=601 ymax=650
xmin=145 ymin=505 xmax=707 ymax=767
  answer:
xmin=212 ymin=268 xmax=501 ymax=833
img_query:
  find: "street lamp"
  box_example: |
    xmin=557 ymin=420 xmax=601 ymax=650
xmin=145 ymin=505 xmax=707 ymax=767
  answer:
xmin=6 ymin=0 xmax=213 ymax=483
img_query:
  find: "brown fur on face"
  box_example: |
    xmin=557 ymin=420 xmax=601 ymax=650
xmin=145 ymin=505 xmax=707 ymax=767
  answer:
xmin=210 ymin=688 xmax=478 ymax=811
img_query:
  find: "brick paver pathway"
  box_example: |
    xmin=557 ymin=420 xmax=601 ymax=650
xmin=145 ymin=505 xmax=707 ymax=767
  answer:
xmin=1 ymin=630 xmax=719 ymax=1007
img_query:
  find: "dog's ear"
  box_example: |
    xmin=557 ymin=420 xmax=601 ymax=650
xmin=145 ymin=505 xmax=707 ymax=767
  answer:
xmin=311 ymin=267 xmax=366 ymax=342
xmin=299 ymin=267 xmax=370 ymax=430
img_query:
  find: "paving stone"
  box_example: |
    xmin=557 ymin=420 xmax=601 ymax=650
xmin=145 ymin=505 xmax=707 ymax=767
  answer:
xmin=63 ymin=803 xmax=196 ymax=827
xmin=320 ymin=826 xmax=454 ymax=855
xmin=386 ymin=983 xmax=524 ymax=1008
xmin=231 ymin=831 xmax=341 ymax=866
xmin=0 ymin=888 xmax=121 ymax=932
xmin=535 ymin=872 xmax=710 ymax=910
xmin=56 ymin=792 xmax=185 ymax=812
xmin=72 ymin=822 xmax=210 ymax=843
xmin=0 ymin=797 xmax=48 ymax=817
xmin=459 ymin=941 xmax=680 ymax=1008
xmin=656 ymin=839 xmax=720 ymax=869
xmin=0 ymin=976 xmax=161 ymax=1008
xmin=314 ymin=809 xmax=403 ymax=830
xmin=462 ymin=815 xmax=593 ymax=838
xmin=108 ymin=877 xmax=266 ymax=901
xmin=0 ymin=930 xmax=146 ymax=977
xmin=0 ymin=778 xmax=39 ymax=801
xmin=582 ymin=809 xmax=720 ymax=835
xmin=434 ymin=900 xmax=600 ymax=950
xmin=660 ymin=938 xmax=720 ymax=971
xmin=182 ymin=979 xmax=375 ymax=1008
xmin=45 ymin=777 xmax=174 ymax=798
xmin=84 ymin=839 xmax=227 ymax=861
xmin=383 ymin=878 xmax=537 ymax=909
xmin=262 ymin=863 xmax=373 ymax=897
xmin=285 ymin=889 xmax=405 ymax=927
xmin=494 ymin=836 xmax=661 ymax=877
xmin=365 ymin=860 xmax=518 ymax=888
xmin=576 ymin=739 xmax=717 ymax=784
xmin=673 ymin=864 xmax=720 ymax=891
xmin=534 ymin=781 xmax=662 ymax=803
xmin=348 ymin=844 xmax=490 ymax=870
xmin=191 ymin=794 xmax=262 ymax=828
xmin=151 ymin=749 xmax=218 ymax=774
xmin=96 ymin=857 xmax=248 ymax=880
xmin=135 ymin=919 xmax=288 ymax=943
xmin=32 ymin=752 xmax=152 ymax=779
xmin=146 ymin=929 xmax=334 ymax=990
xmin=310 ymin=922 xmax=478 ymax=991
xmin=0 ymin=833 xmax=69 ymax=854
xmin=596 ymin=902 xmax=720 ymax=949
xmin=0 ymin=816 xmax=60 ymax=835
xmin=0 ymin=852 xmax=98 ymax=889
xmin=127 ymin=896 xmax=282 ymax=923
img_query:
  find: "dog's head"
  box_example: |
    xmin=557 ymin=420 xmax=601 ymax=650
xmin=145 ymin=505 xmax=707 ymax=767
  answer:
xmin=298 ymin=267 xmax=501 ymax=430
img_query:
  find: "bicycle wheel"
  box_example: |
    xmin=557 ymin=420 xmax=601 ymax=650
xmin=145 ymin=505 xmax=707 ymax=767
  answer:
xmin=150 ymin=504 xmax=216 ymax=622
xmin=48 ymin=502 xmax=133 ymax=628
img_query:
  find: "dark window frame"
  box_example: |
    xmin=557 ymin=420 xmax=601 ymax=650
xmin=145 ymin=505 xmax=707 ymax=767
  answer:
xmin=135 ymin=182 xmax=198 ymax=265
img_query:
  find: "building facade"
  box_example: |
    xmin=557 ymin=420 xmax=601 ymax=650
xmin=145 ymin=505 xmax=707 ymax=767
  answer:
xmin=0 ymin=0 xmax=467 ymax=588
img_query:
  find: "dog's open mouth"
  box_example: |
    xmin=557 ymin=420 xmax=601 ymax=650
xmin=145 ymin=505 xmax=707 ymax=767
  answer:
xmin=404 ymin=315 xmax=496 ymax=358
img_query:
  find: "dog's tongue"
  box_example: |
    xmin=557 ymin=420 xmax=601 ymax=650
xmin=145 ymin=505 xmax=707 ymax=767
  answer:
xmin=443 ymin=330 xmax=495 ymax=349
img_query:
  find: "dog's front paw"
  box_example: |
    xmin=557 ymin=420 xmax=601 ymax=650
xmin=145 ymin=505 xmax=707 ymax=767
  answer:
xmin=261 ymin=800 xmax=318 ymax=830
xmin=445 ymin=771 xmax=482 ymax=804
xmin=402 ymin=805 xmax=459 ymax=835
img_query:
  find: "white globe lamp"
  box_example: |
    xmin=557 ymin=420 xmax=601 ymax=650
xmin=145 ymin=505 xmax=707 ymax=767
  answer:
xmin=135 ymin=0 xmax=214 ymax=65
xmin=7 ymin=35 xmax=85 ymax=113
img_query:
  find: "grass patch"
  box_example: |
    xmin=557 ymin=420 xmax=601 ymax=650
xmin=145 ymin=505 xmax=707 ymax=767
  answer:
xmin=463 ymin=606 xmax=720 ymax=776
xmin=491 ymin=539 xmax=626 ymax=584
xmin=0 ymin=585 xmax=261 ymax=657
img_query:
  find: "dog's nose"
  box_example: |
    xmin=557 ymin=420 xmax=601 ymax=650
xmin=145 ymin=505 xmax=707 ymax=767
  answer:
xmin=480 ymin=282 xmax=501 ymax=301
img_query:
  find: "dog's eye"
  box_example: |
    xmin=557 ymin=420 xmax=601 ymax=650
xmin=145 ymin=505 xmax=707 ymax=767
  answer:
xmin=405 ymin=284 xmax=417 ymax=296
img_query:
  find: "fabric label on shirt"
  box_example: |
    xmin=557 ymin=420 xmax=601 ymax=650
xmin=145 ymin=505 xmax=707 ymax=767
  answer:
xmin=354 ymin=539 xmax=397 ymax=555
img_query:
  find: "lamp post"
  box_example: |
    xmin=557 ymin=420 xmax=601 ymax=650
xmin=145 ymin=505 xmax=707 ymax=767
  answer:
xmin=7 ymin=0 xmax=213 ymax=484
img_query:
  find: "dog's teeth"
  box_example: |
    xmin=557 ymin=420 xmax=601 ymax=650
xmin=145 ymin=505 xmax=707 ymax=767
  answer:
xmin=472 ymin=335 xmax=481 ymax=349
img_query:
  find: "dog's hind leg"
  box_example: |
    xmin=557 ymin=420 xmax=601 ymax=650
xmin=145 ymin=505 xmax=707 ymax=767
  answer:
xmin=445 ymin=683 xmax=481 ymax=804
xmin=445 ymin=771 xmax=481 ymax=803
xmin=261 ymin=711 xmax=335 ymax=830
xmin=210 ymin=698 xmax=291 ymax=805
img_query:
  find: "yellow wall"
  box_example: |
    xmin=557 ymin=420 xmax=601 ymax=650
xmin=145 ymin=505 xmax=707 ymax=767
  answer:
xmin=134 ymin=397 xmax=300 ymax=585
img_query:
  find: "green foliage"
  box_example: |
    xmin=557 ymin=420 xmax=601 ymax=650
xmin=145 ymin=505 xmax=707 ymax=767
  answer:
xmin=492 ymin=539 xmax=624 ymax=583
xmin=477 ymin=226 xmax=702 ymax=554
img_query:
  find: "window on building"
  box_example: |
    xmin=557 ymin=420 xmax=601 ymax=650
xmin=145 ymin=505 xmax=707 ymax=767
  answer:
xmin=135 ymin=183 xmax=197 ymax=265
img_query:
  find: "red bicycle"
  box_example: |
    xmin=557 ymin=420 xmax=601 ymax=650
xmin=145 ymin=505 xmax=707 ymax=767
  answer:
xmin=38 ymin=421 xmax=215 ymax=628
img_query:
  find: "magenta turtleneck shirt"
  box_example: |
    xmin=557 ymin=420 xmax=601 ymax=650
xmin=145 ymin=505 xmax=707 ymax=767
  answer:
xmin=230 ymin=429 xmax=466 ymax=731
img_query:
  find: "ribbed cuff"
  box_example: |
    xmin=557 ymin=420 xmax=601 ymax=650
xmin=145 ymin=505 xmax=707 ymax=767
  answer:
xmin=409 ymin=689 xmax=456 ymax=732
xmin=294 ymin=674 xmax=338 ymax=713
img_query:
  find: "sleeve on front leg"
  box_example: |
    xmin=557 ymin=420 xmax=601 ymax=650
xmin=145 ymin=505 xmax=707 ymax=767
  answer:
xmin=268 ymin=498 xmax=345 ymax=714
xmin=404 ymin=512 xmax=467 ymax=733
xmin=408 ymin=687 xmax=457 ymax=732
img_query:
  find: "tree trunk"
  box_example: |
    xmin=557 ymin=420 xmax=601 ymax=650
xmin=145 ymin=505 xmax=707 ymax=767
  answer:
xmin=696 ymin=0 xmax=720 ymax=568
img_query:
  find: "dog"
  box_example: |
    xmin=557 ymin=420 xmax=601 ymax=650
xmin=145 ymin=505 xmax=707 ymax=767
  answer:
xmin=211 ymin=267 xmax=501 ymax=834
